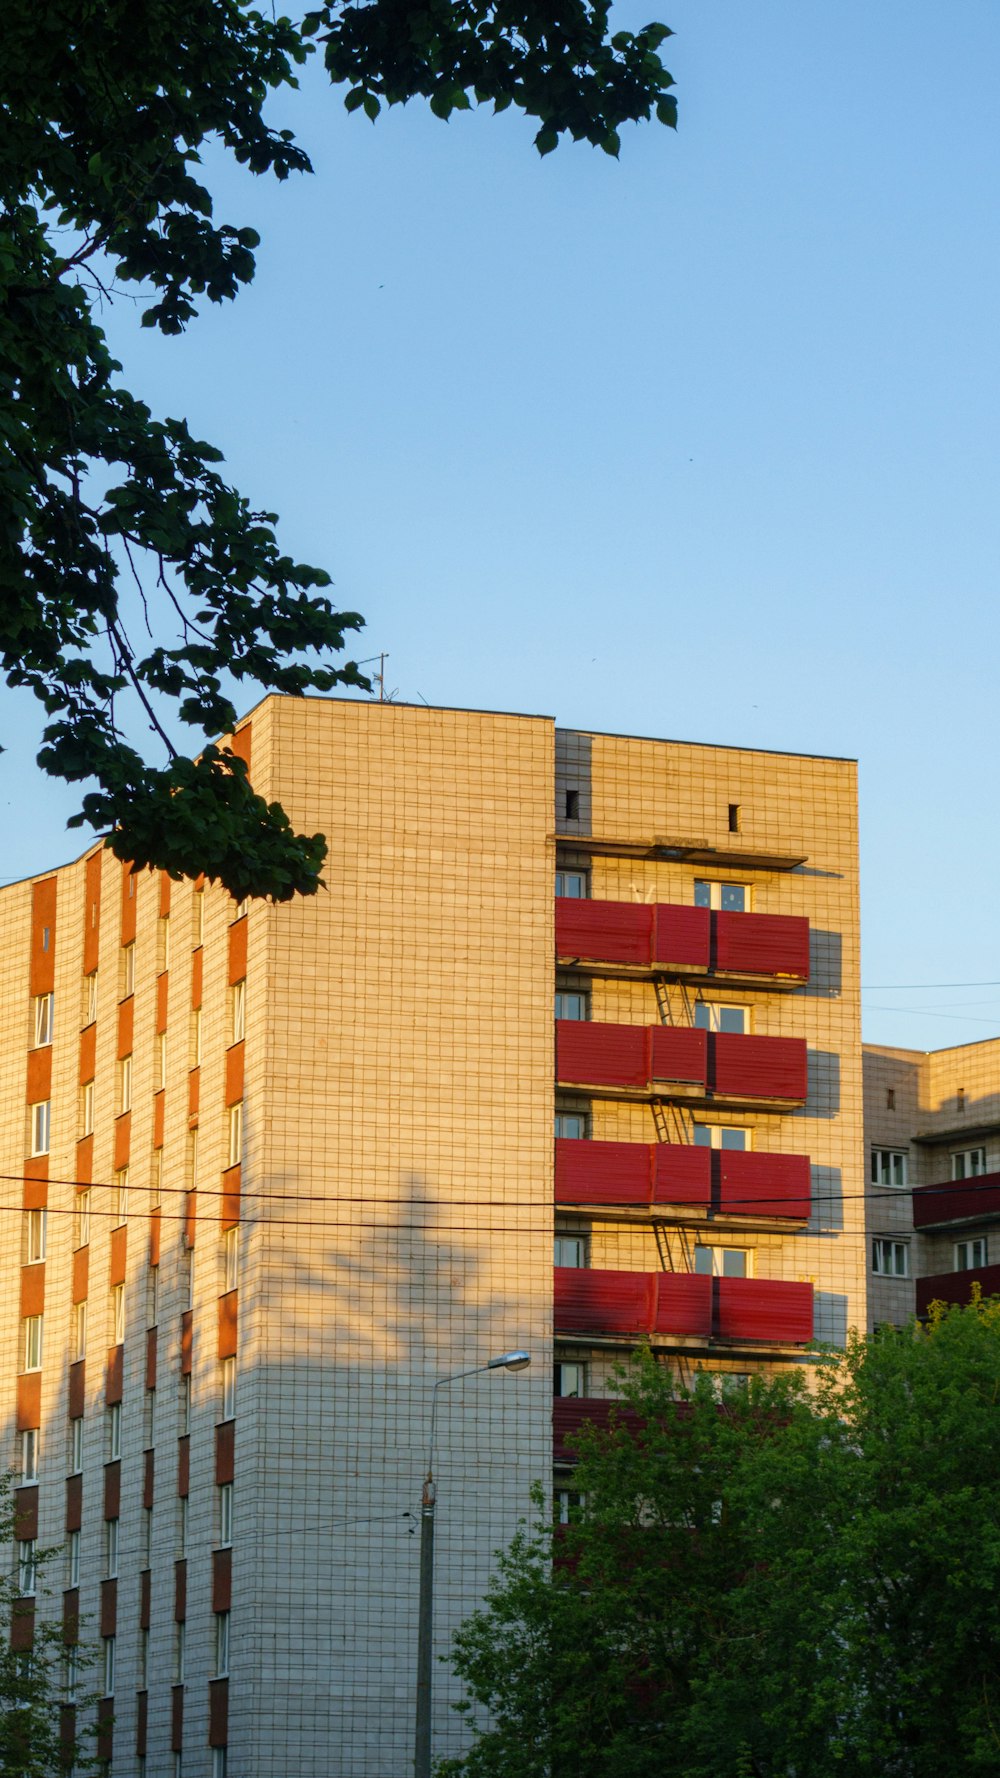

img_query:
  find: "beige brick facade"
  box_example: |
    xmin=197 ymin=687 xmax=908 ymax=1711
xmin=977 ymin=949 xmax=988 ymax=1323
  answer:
xmin=0 ymin=698 xmax=865 ymax=1776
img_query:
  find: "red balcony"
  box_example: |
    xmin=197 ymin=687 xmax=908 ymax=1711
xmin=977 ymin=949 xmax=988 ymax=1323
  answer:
xmin=555 ymin=1021 xmax=808 ymax=1108
xmin=553 ymin=1397 xmax=646 ymax=1463
xmin=916 ymin=1263 xmax=1000 ymax=1317
xmin=554 ymin=1267 xmax=814 ymax=1345
xmin=555 ymin=898 xmax=808 ymax=985
xmin=555 ymin=1139 xmax=810 ymax=1221
xmin=912 ymin=1172 xmax=1000 ymax=1230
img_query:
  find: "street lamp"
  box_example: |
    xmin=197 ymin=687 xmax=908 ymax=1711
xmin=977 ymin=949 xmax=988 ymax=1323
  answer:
xmin=414 ymin=1351 xmax=532 ymax=1778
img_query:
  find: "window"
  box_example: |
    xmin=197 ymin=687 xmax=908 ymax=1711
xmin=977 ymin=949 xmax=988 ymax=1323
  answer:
xmin=105 ymin=1518 xmax=119 ymax=1579
xmin=554 ymin=991 xmax=588 ymax=1021
xmin=85 ymin=971 xmax=98 ymax=1025
xmin=150 ymin=1149 xmax=162 ymax=1209
xmin=67 ymin=1529 xmax=80 ymax=1589
xmin=156 ymin=1030 xmax=167 ymax=1090
xmin=554 ymin=1111 xmax=588 ymax=1139
xmin=159 ymin=914 xmax=170 ymax=971
xmin=886 ymin=1087 xmax=896 ymax=1111
xmin=220 ymin=1356 xmax=236 ymax=1421
xmin=693 ymin=1124 xmax=750 ymax=1151
xmin=222 ymin=1225 xmax=239 ymax=1294
xmin=212 ymin=1751 xmax=228 ymax=1778
xmin=694 ymin=881 xmax=749 ymax=912
xmin=564 ymin=790 xmax=580 ymax=820
xmin=188 ymin=1127 xmax=199 ymax=1189
xmin=107 ymin=1401 xmax=122 ymax=1461
xmin=232 ymin=979 xmax=246 ymax=1043
xmin=175 ymin=1756 xmax=184 ymax=1778
xmin=554 ymin=1362 xmax=586 ymax=1398
xmin=214 ymin=1610 xmax=230 ymax=1678
xmin=728 ymin=803 xmax=741 ymax=834
xmin=693 ymin=1245 xmax=751 ymax=1277
xmin=74 ymin=1189 xmax=91 ymax=1248
xmin=178 ymin=1495 xmax=189 ymax=1558
xmin=119 ymin=1054 xmax=132 ymax=1115
xmin=110 ymin=1284 xmax=125 ymax=1346
xmin=148 ymin=1265 xmax=159 ymax=1327
xmin=233 ymin=896 xmax=249 ymax=920
xmin=871 ymin=1149 xmax=908 ymax=1188
xmin=144 ymin=1388 xmax=156 ymax=1446
xmin=69 ymin=1417 xmax=83 ymax=1474
xmin=20 ymin=1428 xmax=38 ymax=1482
xmin=139 ymin=1626 xmax=150 ymax=1690
xmin=71 ymin=1301 xmax=87 ymax=1362
xmin=181 ymin=1373 xmax=191 ymax=1436
xmin=694 ymin=1002 xmax=749 ymax=1035
xmin=64 ymin=1647 xmax=78 ymax=1704
xmin=29 ymin=1100 xmax=50 ymax=1156
xmin=174 ymin=1622 xmax=186 ymax=1684
xmin=956 ymin=1238 xmax=988 ymax=1271
xmin=114 ymin=1168 xmax=129 ymax=1227
xmin=33 ymin=993 xmax=54 ymax=1047
xmin=952 ymin=1148 xmax=987 ymax=1180
xmin=194 ymin=887 xmax=205 ymax=946
xmin=227 ymin=1101 xmax=243 ymax=1168
xmin=218 ymin=1482 xmax=233 ymax=1548
xmin=22 ymin=1316 xmax=43 ymax=1373
xmin=24 ymin=1208 xmax=46 ymax=1265
xmin=103 ymin=1634 xmax=115 ymax=1697
xmin=182 ymin=1249 xmax=194 ymax=1309
xmin=192 ymin=1006 xmax=202 ymax=1067
xmin=555 ymin=1488 xmax=583 ymax=1525
xmin=141 ymin=1506 xmax=152 ymax=1569
xmin=17 ymin=1540 xmax=36 ymax=1596
xmin=81 ymin=1079 xmax=95 ymax=1137
xmin=554 ymin=1235 xmax=586 ymax=1268
xmin=872 ymin=1238 xmax=909 ymax=1278
xmin=122 ymin=942 xmax=135 ymax=998
xmin=555 ymin=870 xmax=588 ymax=899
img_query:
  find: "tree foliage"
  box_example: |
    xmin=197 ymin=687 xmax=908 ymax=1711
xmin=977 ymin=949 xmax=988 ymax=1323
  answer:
xmin=0 ymin=1476 xmax=97 ymax=1775
xmin=443 ymin=1300 xmax=1000 ymax=1778
xmin=1 ymin=0 xmax=676 ymax=899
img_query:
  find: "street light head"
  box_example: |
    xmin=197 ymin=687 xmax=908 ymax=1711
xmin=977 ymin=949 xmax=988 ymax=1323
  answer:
xmin=487 ymin=1350 xmax=531 ymax=1372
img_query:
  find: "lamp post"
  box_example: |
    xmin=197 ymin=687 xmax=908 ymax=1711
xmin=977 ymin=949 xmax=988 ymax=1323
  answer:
xmin=414 ymin=1350 xmax=531 ymax=1778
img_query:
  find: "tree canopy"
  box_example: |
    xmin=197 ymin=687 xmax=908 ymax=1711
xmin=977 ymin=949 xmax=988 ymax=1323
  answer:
xmin=443 ymin=1299 xmax=1000 ymax=1778
xmin=0 ymin=1477 xmax=97 ymax=1775
xmin=1 ymin=0 xmax=676 ymax=900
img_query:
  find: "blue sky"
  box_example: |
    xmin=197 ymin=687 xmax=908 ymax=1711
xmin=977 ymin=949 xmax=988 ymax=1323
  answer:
xmin=5 ymin=1 xmax=1000 ymax=1049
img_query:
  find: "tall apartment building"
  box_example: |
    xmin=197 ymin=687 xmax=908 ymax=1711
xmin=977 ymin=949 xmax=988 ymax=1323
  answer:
xmin=0 ymin=698 xmax=865 ymax=1777
xmin=864 ymin=1038 xmax=1000 ymax=1327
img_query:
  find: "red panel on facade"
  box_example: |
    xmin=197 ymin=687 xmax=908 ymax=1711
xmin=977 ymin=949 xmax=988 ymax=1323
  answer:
xmin=714 ymin=911 xmax=810 ymax=981
xmin=100 ymin=1578 xmax=117 ymax=1637
xmin=651 ymin=1025 xmax=708 ymax=1085
xmin=216 ymin=1420 xmax=235 ymax=1485
xmin=556 ymin=898 xmax=653 ymax=965
xmin=653 ymin=1272 xmax=713 ymax=1336
xmin=555 ymin=1138 xmax=652 ymax=1205
xmin=146 ymin=1329 xmax=158 ymax=1392
xmin=103 ymin=1461 xmax=121 ymax=1519
xmin=97 ymin=1695 xmax=113 ymax=1762
xmin=912 ymin=1173 xmax=1000 ymax=1230
xmin=65 ymin=1475 xmax=82 ymax=1533
xmin=25 ymin=1047 xmax=51 ymax=1105
xmin=143 ymin=1449 xmax=155 ymax=1511
xmin=171 ymin=1685 xmax=184 ymax=1752
xmin=106 ymin=1346 xmax=123 ymax=1405
xmin=174 ymin=1559 xmax=187 ymax=1622
xmin=113 ymin=1111 xmax=131 ymax=1171
xmin=11 ymin=1598 xmax=35 ymax=1652
xmin=180 ymin=1310 xmax=193 ymax=1374
xmin=30 ymin=878 xmax=57 ymax=996
xmin=137 ymin=1688 xmax=148 ymax=1756
xmin=552 ymin=1397 xmax=645 ymax=1463
xmin=140 ymin=1569 xmax=151 ymax=1629
xmin=68 ymin=1362 xmax=85 ymax=1421
xmin=117 ymin=995 xmax=133 ymax=1059
xmin=716 ymin=1277 xmax=813 ymax=1344
xmin=16 ymin=1375 xmax=41 ymax=1432
xmin=915 ymin=1262 xmax=1000 ymax=1317
xmin=191 ymin=946 xmax=203 ymax=1008
xmin=554 ymin=1267 xmax=655 ymax=1335
xmin=718 ymin=1150 xmax=811 ymax=1220
xmin=221 ymin=1164 xmax=241 ymax=1231
xmin=209 ymin=1678 xmax=230 ymax=1748
xmin=19 ymin=1264 xmax=45 ymax=1318
xmin=225 ymin=1041 xmax=244 ymax=1106
xmin=15 ymin=1487 xmax=39 ymax=1541
xmin=213 ymin=1547 xmax=232 ymax=1612
xmin=711 ymin=1033 xmax=808 ymax=1103
xmin=75 ymin=1138 xmax=92 ymax=1185
xmin=652 ymin=904 xmax=711 ymax=969
xmin=156 ymin=972 xmax=169 ymax=1033
xmin=177 ymin=1435 xmax=190 ymax=1497
xmin=218 ymin=1290 xmax=238 ymax=1359
xmin=109 ymin=1227 xmax=127 ymax=1287
xmin=78 ymin=1023 xmax=96 ymax=1084
xmin=556 ymin=1021 xmax=650 ymax=1090
xmin=228 ymin=916 xmax=248 ymax=986
xmin=652 ymin=1143 xmax=713 ymax=1206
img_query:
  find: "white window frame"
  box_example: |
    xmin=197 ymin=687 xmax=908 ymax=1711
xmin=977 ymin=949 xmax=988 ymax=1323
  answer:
xmin=227 ymin=1101 xmax=243 ymax=1168
xmin=67 ymin=1528 xmax=80 ymax=1589
xmin=232 ymin=978 xmax=246 ymax=1044
xmin=17 ymin=1540 xmax=37 ymax=1597
xmin=872 ymin=1238 xmax=910 ymax=1278
xmin=952 ymin=1148 xmax=987 ymax=1181
xmin=142 ymin=1506 xmax=153 ymax=1569
xmin=554 ymin=1361 xmax=586 ymax=1398
xmin=192 ymin=1005 xmax=202 ymax=1068
xmin=74 ymin=1189 xmax=90 ymax=1249
xmin=64 ymin=1645 xmax=79 ymax=1704
xmin=81 ymin=1079 xmax=94 ymax=1138
xmin=122 ymin=942 xmax=135 ymax=998
xmin=24 ymin=1208 xmax=46 ymax=1265
xmin=105 ymin=1517 xmax=119 ymax=1579
xmin=107 ymin=1400 xmax=122 ymax=1461
xmin=214 ymin=1609 xmax=230 ymax=1679
xmin=148 ymin=1264 xmax=159 ymax=1328
xmin=119 ymin=1054 xmax=132 ymax=1115
xmin=140 ymin=1625 xmax=150 ymax=1690
xmin=156 ymin=1029 xmax=167 ymax=1090
xmin=554 ymin=1111 xmax=589 ymax=1139
xmin=22 ymin=1316 xmax=43 ymax=1373
xmin=212 ymin=1750 xmax=228 ymax=1778
xmin=181 ymin=1372 xmax=191 ymax=1436
xmin=85 ymin=971 xmax=98 ymax=1025
xmin=69 ymin=1417 xmax=83 ymax=1474
xmin=179 ymin=1494 xmax=189 ymax=1557
xmin=694 ymin=880 xmax=750 ymax=912
xmin=554 ymin=991 xmax=589 ymax=1022
xmin=955 ymin=1237 xmax=988 ymax=1271
xmin=218 ymin=1481 xmax=233 ymax=1549
xmin=693 ymin=1244 xmax=753 ymax=1278
xmin=20 ymin=1427 xmax=38 ymax=1482
xmin=33 ymin=993 xmax=54 ymax=1048
xmin=871 ymin=1149 xmax=908 ymax=1189
xmin=693 ymin=1124 xmax=751 ymax=1151
xmin=29 ymin=1100 xmax=50 ymax=1157
xmin=222 ymin=1225 xmax=239 ymax=1294
xmin=693 ymin=1002 xmax=750 ymax=1035
xmin=220 ymin=1355 xmax=237 ymax=1422
xmin=554 ymin=1235 xmax=587 ymax=1268
xmin=71 ymin=1300 xmax=87 ymax=1363
xmin=114 ymin=1168 xmax=129 ymax=1227
xmin=554 ymin=1488 xmax=584 ymax=1525
xmin=111 ymin=1283 xmax=125 ymax=1347
xmin=555 ymin=870 xmax=589 ymax=899
xmin=103 ymin=1633 xmax=116 ymax=1698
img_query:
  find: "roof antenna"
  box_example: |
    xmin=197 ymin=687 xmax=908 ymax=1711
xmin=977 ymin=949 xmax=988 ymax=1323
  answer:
xmin=358 ymin=653 xmax=395 ymax=703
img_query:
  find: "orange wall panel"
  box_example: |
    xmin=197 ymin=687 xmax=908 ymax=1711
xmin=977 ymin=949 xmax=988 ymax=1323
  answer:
xmin=159 ymin=872 xmax=171 ymax=917
xmin=68 ymin=1362 xmax=85 ymax=1421
xmin=29 ymin=878 xmax=57 ymax=995
xmin=117 ymin=996 xmax=133 ymax=1059
xmin=215 ymin=1420 xmax=235 ymax=1485
xmin=25 ymin=1047 xmax=51 ymax=1104
xmin=103 ymin=1459 xmax=121 ymax=1518
xmin=16 ymin=1376 xmax=41 ymax=1432
xmin=224 ymin=1041 xmax=244 ymax=1106
xmin=180 ymin=1310 xmax=193 ymax=1374
xmin=146 ymin=1329 xmax=157 ymax=1391
xmin=228 ymin=917 xmax=247 ymax=985
xmin=153 ymin=1090 xmax=165 ymax=1148
xmin=106 ymin=1347 xmax=123 ymax=1406
xmin=19 ymin=1265 xmax=44 ymax=1318
xmin=14 ymin=1486 xmax=38 ymax=1539
xmin=72 ymin=1247 xmax=88 ymax=1304
xmin=78 ymin=1023 xmax=96 ymax=1084
xmin=191 ymin=947 xmax=203 ymax=1008
xmin=221 ymin=1163 xmax=241 ymax=1230
xmin=74 ymin=1138 xmax=92 ymax=1185
xmin=230 ymin=720 xmax=252 ymax=771
xmin=22 ymin=1163 xmax=47 ymax=1209
xmin=218 ymin=1290 xmax=238 ymax=1359
xmin=156 ymin=972 xmax=168 ymax=1032
xmin=113 ymin=1112 xmax=130 ymax=1171
xmin=109 ymin=1227 xmax=127 ymax=1287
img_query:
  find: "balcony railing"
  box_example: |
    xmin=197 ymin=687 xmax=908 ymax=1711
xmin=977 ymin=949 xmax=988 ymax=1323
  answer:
xmin=553 ymin=1396 xmax=646 ymax=1464
xmin=555 ymin=898 xmax=809 ymax=984
xmin=554 ymin=1267 xmax=814 ymax=1345
xmin=555 ymin=1021 xmax=809 ymax=1107
xmin=554 ymin=1138 xmax=810 ymax=1220
xmin=912 ymin=1172 xmax=1000 ymax=1230
xmin=916 ymin=1262 xmax=1000 ymax=1317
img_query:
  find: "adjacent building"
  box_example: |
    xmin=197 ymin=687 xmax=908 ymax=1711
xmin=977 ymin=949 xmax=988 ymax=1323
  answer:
xmin=0 ymin=697 xmax=865 ymax=1776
